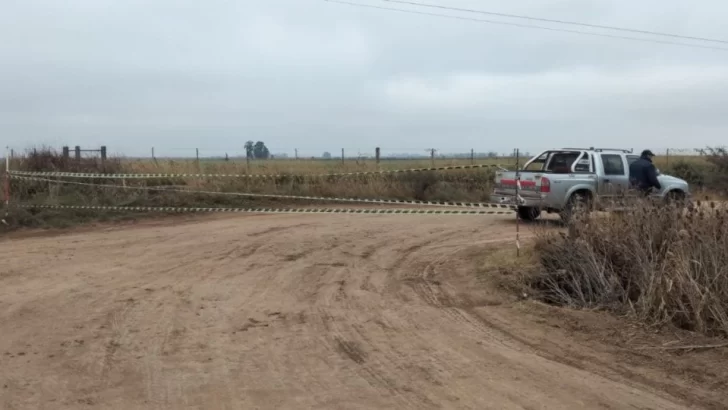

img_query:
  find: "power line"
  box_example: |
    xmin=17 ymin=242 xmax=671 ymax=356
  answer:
xmin=324 ymin=0 xmax=728 ymax=51
xmin=381 ymin=0 xmax=728 ymax=45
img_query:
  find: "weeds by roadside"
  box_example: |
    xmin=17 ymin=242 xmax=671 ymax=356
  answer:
xmin=529 ymin=200 xmax=728 ymax=337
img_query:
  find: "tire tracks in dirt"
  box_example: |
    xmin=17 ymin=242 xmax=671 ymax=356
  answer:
xmin=0 ymin=213 xmax=716 ymax=409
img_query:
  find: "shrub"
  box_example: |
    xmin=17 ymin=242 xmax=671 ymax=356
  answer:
xmin=662 ymin=147 xmax=728 ymax=196
xmin=663 ymin=160 xmax=708 ymax=188
xmin=530 ymin=200 xmax=728 ymax=337
xmin=15 ymin=146 xmax=123 ymax=174
xmin=704 ymin=147 xmax=728 ymax=194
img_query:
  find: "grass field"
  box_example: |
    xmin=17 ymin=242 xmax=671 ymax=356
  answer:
xmin=4 ymin=147 xmax=713 ymax=175
xmin=4 ymin=149 xmax=718 ymax=224
xmin=120 ymin=156 xmax=511 ymax=175
xmin=3 ymin=150 xmax=510 ymax=230
xmin=117 ymin=153 xmax=706 ymax=175
xmin=3 ymin=148 xmax=726 ymax=230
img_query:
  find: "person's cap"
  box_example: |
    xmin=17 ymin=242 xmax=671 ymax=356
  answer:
xmin=641 ymin=149 xmax=655 ymax=157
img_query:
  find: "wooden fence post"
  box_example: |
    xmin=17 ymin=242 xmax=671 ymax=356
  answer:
xmin=666 ymin=148 xmax=670 ymax=167
xmin=100 ymin=146 xmax=107 ymax=171
xmin=515 ymin=148 xmax=521 ymax=257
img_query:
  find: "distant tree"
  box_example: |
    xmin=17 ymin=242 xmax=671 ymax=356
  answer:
xmin=253 ymin=141 xmax=270 ymax=159
xmin=244 ymin=141 xmax=254 ymax=158
xmin=322 ymin=151 xmax=332 ymax=159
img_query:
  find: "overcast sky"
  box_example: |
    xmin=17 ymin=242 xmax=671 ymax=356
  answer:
xmin=2 ymin=0 xmax=727 ymax=157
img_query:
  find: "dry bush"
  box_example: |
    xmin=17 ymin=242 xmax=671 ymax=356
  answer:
xmin=663 ymin=147 xmax=728 ymax=196
xmin=530 ymin=200 xmax=728 ymax=337
xmin=704 ymin=147 xmax=728 ymax=194
xmin=13 ymin=146 xmax=123 ymax=174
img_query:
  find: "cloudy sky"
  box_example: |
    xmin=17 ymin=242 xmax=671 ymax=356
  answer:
xmin=2 ymin=0 xmax=727 ymax=157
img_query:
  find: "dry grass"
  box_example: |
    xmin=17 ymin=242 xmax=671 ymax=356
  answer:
xmin=529 ymin=200 xmax=728 ymax=337
xmin=654 ymin=154 xmax=710 ymax=168
xmin=477 ymin=242 xmax=541 ymax=298
xmin=480 ymin=244 xmax=538 ymax=273
xmin=122 ymin=153 xmax=715 ymax=179
xmin=2 ymin=148 xmax=507 ymax=229
xmin=123 ymin=156 xmax=507 ymax=175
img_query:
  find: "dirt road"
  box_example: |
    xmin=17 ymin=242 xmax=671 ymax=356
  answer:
xmin=0 ymin=213 xmax=723 ymax=409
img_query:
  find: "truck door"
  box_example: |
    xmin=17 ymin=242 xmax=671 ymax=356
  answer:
xmin=598 ymin=153 xmax=629 ymax=197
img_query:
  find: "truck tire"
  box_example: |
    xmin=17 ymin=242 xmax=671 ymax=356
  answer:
xmin=560 ymin=192 xmax=589 ymax=224
xmin=517 ymin=206 xmax=541 ymax=221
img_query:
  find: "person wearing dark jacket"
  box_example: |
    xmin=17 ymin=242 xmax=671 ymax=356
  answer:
xmin=629 ymin=149 xmax=662 ymax=194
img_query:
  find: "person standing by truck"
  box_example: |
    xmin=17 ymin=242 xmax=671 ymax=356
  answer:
xmin=629 ymin=149 xmax=662 ymax=195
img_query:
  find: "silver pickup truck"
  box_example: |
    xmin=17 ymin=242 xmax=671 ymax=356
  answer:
xmin=490 ymin=147 xmax=691 ymax=222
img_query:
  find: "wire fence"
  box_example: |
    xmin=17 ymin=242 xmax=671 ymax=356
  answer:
xmin=2 ymin=146 xmax=721 ymax=171
xmin=1 ymin=146 xmax=721 ymax=186
xmin=3 ymin=144 xmax=727 ymax=244
xmin=2 ymin=145 xmax=716 ymax=159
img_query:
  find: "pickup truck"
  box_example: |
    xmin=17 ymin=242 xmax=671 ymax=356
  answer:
xmin=489 ymin=148 xmax=691 ymax=222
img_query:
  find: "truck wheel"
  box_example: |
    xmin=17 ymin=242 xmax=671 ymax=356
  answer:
xmin=517 ymin=206 xmax=541 ymax=221
xmin=560 ymin=192 xmax=589 ymax=224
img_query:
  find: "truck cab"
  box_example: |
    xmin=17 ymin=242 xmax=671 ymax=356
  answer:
xmin=490 ymin=147 xmax=690 ymax=222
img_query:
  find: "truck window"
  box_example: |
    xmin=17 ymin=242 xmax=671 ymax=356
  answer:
xmin=573 ymin=153 xmax=591 ymax=172
xmin=626 ymin=155 xmax=639 ymax=165
xmin=524 ymin=152 xmax=548 ymax=171
xmin=546 ymin=152 xmax=580 ymax=173
xmin=601 ymin=154 xmax=625 ymax=175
